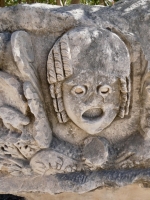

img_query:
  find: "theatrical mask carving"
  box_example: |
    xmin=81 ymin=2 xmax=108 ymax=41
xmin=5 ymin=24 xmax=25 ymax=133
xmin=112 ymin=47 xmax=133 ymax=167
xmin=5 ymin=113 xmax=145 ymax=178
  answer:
xmin=1 ymin=2 xmax=150 ymax=194
xmin=2 ymin=26 xmax=147 ymax=178
xmin=47 ymin=27 xmax=131 ymax=134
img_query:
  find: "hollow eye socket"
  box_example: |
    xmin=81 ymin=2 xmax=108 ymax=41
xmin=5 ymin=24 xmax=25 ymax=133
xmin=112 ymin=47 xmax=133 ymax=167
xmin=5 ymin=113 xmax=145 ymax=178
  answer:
xmin=146 ymin=85 xmax=150 ymax=93
xmin=71 ymin=85 xmax=86 ymax=96
xmin=98 ymin=85 xmax=112 ymax=95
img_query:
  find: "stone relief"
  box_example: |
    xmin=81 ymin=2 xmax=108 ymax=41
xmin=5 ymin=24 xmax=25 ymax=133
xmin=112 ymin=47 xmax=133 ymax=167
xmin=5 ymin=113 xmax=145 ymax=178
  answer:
xmin=47 ymin=27 xmax=130 ymax=132
xmin=0 ymin=0 xmax=150 ymax=194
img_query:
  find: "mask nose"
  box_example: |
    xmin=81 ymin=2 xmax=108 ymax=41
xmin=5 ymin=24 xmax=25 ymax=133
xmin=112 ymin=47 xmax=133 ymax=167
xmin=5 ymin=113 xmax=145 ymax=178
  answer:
xmin=84 ymin=91 xmax=103 ymax=107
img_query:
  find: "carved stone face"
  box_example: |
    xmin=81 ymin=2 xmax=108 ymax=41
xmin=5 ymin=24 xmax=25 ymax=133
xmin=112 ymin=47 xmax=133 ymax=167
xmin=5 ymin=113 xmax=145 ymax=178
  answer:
xmin=61 ymin=28 xmax=131 ymax=135
xmin=47 ymin=27 xmax=130 ymax=135
xmin=63 ymin=69 xmax=120 ymax=135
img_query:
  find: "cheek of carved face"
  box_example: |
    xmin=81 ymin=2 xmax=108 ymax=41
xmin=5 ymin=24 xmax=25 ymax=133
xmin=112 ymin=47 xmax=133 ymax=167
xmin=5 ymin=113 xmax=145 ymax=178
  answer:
xmin=63 ymin=75 xmax=120 ymax=135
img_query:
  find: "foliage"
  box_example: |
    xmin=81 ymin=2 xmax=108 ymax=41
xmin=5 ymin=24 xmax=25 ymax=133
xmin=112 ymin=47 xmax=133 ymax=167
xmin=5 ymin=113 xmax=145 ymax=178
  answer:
xmin=3 ymin=0 xmax=120 ymax=7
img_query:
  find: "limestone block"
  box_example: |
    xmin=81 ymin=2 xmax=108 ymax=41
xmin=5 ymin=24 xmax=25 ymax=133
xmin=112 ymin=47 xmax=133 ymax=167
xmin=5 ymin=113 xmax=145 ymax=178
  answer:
xmin=0 ymin=0 xmax=150 ymax=196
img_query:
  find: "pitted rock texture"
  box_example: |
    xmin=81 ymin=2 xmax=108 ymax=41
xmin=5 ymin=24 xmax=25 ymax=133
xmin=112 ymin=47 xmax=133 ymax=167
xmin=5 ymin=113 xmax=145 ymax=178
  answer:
xmin=0 ymin=0 xmax=150 ymax=195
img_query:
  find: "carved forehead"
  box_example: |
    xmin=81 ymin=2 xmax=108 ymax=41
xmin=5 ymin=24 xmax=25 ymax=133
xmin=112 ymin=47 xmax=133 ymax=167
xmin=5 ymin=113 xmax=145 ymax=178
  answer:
xmin=47 ymin=27 xmax=130 ymax=85
xmin=64 ymin=68 xmax=118 ymax=85
xmin=65 ymin=27 xmax=130 ymax=78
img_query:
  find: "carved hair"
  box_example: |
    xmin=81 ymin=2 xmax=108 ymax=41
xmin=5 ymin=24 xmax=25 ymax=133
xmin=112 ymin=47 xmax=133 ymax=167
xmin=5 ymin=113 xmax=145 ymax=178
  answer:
xmin=118 ymin=77 xmax=131 ymax=118
xmin=47 ymin=32 xmax=131 ymax=123
xmin=47 ymin=35 xmax=72 ymax=123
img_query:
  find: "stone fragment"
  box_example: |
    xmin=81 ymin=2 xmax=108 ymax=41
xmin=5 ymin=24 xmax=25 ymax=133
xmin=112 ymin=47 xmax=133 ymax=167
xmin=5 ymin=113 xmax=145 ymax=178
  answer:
xmin=23 ymin=82 xmax=52 ymax=148
xmin=0 ymin=106 xmax=29 ymax=132
xmin=0 ymin=71 xmax=28 ymax=115
xmin=83 ymin=137 xmax=109 ymax=169
xmin=0 ymin=0 xmax=150 ymax=195
xmin=30 ymin=149 xmax=80 ymax=175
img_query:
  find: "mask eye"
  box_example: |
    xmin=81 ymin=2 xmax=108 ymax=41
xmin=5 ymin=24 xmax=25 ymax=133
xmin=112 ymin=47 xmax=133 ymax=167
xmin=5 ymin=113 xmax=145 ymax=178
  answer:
xmin=98 ymin=85 xmax=112 ymax=96
xmin=146 ymin=85 xmax=150 ymax=93
xmin=71 ymin=85 xmax=87 ymax=96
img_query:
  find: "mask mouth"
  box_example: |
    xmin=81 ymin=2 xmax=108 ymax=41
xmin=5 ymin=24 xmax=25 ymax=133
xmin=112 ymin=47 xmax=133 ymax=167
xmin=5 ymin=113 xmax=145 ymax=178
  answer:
xmin=82 ymin=108 xmax=103 ymax=122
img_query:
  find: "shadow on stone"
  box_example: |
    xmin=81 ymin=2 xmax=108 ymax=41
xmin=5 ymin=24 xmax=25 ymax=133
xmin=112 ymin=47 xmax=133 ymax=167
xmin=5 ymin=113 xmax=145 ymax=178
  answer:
xmin=0 ymin=194 xmax=24 ymax=200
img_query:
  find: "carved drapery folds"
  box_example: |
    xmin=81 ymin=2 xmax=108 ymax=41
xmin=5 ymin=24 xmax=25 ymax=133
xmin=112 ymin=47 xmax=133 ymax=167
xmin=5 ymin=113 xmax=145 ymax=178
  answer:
xmin=11 ymin=31 xmax=52 ymax=148
xmin=0 ymin=31 xmax=53 ymax=176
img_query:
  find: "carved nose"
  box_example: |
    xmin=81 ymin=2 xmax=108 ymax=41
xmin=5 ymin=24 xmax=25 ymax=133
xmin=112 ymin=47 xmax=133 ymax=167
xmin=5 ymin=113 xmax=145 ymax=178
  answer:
xmin=84 ymin=92 xmax=103 ymax=106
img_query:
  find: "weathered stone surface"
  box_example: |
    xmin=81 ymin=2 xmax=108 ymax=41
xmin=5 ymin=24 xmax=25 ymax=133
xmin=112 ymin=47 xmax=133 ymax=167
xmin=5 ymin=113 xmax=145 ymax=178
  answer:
xmin=0 ymin=0 xmax=150 ymax=195
xmin=83 ymin=137 xmax=109 ymax=169
xmin=14 ymin=184 xmax=150 ymax=200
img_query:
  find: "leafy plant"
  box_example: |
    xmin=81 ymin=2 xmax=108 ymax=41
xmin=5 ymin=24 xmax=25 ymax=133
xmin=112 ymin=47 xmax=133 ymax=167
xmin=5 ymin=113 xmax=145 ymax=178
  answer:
xmin=2 ymin=0 xmax=120 ymax=7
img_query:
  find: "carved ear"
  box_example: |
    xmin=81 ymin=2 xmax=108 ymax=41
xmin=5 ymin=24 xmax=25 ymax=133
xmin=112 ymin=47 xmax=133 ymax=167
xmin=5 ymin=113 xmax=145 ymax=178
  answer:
xmin=47 ymin=34 xmax=73 ymax=84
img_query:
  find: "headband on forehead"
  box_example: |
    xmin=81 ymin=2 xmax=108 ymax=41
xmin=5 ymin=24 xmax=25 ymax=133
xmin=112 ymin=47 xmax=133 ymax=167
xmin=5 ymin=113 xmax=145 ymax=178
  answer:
xmin=47 ymin=27 xmax=131 ymax=123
